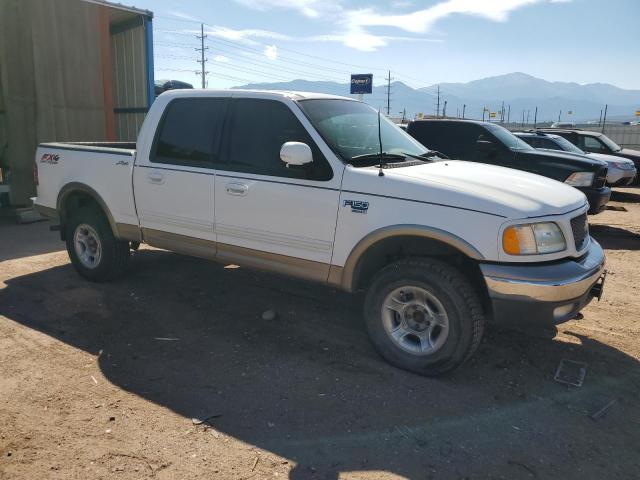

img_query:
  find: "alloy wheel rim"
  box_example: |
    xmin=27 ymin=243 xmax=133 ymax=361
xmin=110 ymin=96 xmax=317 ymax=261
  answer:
xmin=381 ymin=286 xmax=450 ymax=355
xmin=73 ymin=224 xmax=102 ymax=269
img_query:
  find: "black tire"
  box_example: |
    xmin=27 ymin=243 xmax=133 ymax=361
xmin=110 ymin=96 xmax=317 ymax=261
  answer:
xmin=364 ymin=258 xmax=485 ymax=376
xmin=64 ymin=205 xmax=130 ymax=282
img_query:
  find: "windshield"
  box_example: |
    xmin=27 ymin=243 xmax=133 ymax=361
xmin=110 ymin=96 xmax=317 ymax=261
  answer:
xmin=552 ymin=136 xmax=585 ymax=154
xmin=297 ymin=99 xmax=428 ymax=163
xmin=484 ymin=124 xmax=533 ymax=150
xmin=599 ymin=134 xmax=622 ymax=152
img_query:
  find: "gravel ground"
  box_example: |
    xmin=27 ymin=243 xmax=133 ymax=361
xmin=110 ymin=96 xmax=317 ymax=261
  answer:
xmin=1 ymin=188 xmax=639 ymax=480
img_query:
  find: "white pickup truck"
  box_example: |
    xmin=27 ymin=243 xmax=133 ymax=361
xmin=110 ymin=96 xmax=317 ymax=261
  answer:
xmin=33 ymin=90 xmax=606 ymax=376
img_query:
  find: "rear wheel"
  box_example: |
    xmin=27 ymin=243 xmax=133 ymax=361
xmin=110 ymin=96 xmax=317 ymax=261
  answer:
xmin=364 ymin=258 xmax=485 ymax=376
xmin=65 ymin=206 xmax=130 ymax=281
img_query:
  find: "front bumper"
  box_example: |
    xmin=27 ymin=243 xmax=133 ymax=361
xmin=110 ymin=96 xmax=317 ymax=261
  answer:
xmin=580 ymin=186 xmax=610 ymax=214
xmin=480 ymin=240 xmax=606 ymax=327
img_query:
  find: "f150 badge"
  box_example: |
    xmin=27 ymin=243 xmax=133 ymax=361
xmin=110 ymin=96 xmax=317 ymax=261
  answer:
xmin=344 ymin=200 xmax=369 ymax=214
xmin=40 ymin=153 xmax=60 ymax=165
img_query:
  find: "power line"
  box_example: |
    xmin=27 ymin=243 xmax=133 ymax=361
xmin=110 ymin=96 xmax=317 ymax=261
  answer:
xmin=154 ymin=44 xmax=348 ymax=83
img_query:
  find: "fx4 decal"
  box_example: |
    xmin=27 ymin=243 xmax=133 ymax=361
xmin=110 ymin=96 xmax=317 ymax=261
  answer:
xmin=40 ymin=153 xmax=60 ymax=165
xmin=115 ymin=160 xmax=129 ymax=166
xmin=343 ymin=200 xmax=369 ymax=214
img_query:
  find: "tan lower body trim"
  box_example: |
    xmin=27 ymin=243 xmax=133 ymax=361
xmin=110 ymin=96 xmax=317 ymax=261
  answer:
xmin=141 ymin=228 xmax=333 ymax=285
xmin=142 ymin=228 xmax=216 ymax=260
xmin=116 ymin=223 xmax=142 ymax=242
xmin=327 ymin=265 xmax=346 ymax=290
xmin=217 ymin=243 xmax=330 ymax=284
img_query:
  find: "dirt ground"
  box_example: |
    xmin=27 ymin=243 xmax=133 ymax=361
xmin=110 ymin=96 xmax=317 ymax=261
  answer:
xmin=1 ymin=189 xmax=639 ymax=480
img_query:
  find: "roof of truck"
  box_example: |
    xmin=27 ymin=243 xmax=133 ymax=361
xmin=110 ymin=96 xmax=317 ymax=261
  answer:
xmin=159 ymin=89 xmax=356 ymax=102
xmin=537 ymin=128 xmax=603 ymax=137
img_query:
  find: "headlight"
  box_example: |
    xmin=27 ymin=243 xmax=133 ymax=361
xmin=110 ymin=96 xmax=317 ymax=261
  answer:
xmin=503 ymin=222 xmax=566 ymax=255
xmin=565 ymin=172 xmax=594 ymax=186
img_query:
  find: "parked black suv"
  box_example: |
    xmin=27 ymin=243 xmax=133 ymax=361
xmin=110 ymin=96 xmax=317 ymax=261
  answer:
xmin=407 ymin=120 xmax=610 ymax=214
xmin=537 ymin=128 xmax=640 ymax=184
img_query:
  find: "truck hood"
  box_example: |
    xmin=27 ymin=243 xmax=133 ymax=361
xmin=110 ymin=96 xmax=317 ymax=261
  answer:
xmin=618 ymin=148 xmax=640 ymax=161
xmin=352 ymin=160 xmax=587 ymax=219
xmin=586 ymin=152 xmax=635 ymax=166
xmin=519 ymin=148 xmax=606 ymax=169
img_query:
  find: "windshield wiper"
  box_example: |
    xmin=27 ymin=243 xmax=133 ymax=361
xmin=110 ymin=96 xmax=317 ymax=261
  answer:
xmin=422 ymin=150 xmax=450 ymax=159
xmin=351 ymin=152 xmax=407 ymax=162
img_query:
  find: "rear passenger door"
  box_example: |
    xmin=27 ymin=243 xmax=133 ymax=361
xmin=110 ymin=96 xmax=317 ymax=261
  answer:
xmin=133 ymin=96 xmax=229 ymax=249
xmin=213 ymin=97 xmax=342 ymax=280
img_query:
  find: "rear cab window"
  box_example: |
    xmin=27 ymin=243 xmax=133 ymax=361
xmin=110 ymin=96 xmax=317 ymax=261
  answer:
xmin=151 ymin=98 xmax=228 ymax=168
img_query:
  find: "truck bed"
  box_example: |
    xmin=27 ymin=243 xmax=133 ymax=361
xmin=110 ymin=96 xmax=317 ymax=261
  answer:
xmin=34 ymin=141 xmax=139 ymax=229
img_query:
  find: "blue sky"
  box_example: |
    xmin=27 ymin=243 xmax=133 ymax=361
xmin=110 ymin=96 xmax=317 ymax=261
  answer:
xmin=133 ymin=0 xmax=640 ymax=90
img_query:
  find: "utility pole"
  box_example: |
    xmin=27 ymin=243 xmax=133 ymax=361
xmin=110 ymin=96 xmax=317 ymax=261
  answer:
xmin=526 ymin=110 xmax=530 ymax=125
xmin=436 ymin=85 xmax=440 ymax=117
xmin=482 ymin=108 xmax=486 ymax=122
xmin=500 ymin=101 xmax=505 ymax=123
xmin=558 ymin=110 xmax=562 ymax=123
xmin=462 ymin=104 xmax=466 ymax=119
xmin=534 ymin=106 xmax=538 ymax=128
xmin=385 ymin=70 xmax=393 ymax=116
xmin=601 ymin=104 xmax=608 ymax=133
xmin=521 ymin=110 xmax=525 ymax=127
xmin=598 ymin=109 xmax=603 ymax=126
xmin=507 ymin=105 xmax=511 ymax=124
xmin=400 ymin=108 xmax=406 ymax=123
xmin=442 ymin=100 xmax=448 ymax=118
xmin=195 ymin=23 xmax=209 ymax=89
xmin=456 ymin=108 xmax=459 ymax=118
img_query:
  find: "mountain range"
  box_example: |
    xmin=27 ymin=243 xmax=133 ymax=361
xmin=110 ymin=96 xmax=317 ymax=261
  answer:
xmin=236 ymin=72 xmax=640 ymax=123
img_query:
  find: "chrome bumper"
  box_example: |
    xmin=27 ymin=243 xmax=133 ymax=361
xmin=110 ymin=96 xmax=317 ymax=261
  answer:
xmin=480 ymin=239 xmax=606 ymax=325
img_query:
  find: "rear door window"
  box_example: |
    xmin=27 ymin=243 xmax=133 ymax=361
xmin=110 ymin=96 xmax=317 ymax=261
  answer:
xmin=538 ymin=138 xmax=561 ymax=150
xmin=152 ymin=98 xmax=228 ymax=168
xmin=221 ymin=98 xmax=332 ymax=180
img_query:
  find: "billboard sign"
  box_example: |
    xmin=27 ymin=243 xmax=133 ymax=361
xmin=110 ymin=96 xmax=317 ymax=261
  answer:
xmin=350 ymin=74 xmax=373 ymax=95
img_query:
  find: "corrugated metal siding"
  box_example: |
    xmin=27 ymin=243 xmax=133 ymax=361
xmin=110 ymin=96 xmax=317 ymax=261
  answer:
xmin=111 ymin=23 xmax=148 ymax=141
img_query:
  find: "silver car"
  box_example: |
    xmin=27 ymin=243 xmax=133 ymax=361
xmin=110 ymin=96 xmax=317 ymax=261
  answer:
xmin=514 ymin=131 xmax=637 ymax=187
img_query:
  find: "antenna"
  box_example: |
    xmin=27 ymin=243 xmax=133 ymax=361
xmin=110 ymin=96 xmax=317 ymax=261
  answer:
xmin=378 ymin=109 xmax=384 ymax=177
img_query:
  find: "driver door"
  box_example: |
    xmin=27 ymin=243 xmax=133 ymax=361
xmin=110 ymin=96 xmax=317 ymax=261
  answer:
xmin=213 ymin=97 xmax=342 ymax=280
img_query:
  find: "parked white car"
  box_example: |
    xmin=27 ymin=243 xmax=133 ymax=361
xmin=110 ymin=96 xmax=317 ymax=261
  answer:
xmin=33 ymin=90 xmax=606 ymax=376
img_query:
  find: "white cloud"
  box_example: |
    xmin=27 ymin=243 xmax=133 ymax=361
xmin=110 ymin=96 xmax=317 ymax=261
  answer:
xmin=347 ymin=0 xmax=549 ymax=34
xmin=229 ymin=0 xmax=572 ymax=52
xmin=312 ymin=31 xmax=442 ymax=52
xmin=213 ymin=55 xmax=229 ymax=62
xmin=264 ymin=45 xmax=278 ymax=60
xmin=233 ymin=0 xmax=337 ymax=18
xmin=189 ymin=26 xmax=291 ymax=45
xmin=165 ymin=10 xmax=200 ymax=22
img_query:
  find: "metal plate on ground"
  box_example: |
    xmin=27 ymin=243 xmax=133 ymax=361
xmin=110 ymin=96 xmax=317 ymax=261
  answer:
xmin=554 ymin=359 xmax=587 ymax=387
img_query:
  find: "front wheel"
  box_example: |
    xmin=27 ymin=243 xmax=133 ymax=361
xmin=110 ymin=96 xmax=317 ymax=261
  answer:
xmin=65 ymin=206 xmax=130 ymax=282
xmin=364 ymin=258 xmax=485 ymax=376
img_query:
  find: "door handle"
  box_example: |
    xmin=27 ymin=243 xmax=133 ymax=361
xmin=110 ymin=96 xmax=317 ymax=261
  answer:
xmin=225 ymin=182 xmax=248 ymax=196
xmin=147 ymin=171 xmax=165 ymax=184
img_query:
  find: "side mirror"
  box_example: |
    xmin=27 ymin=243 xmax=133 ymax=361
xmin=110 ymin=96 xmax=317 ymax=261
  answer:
xmin=476 ymin=139 xmax=496 ymax=153
xmin=280 ymin=142 xmax=313 ymax=166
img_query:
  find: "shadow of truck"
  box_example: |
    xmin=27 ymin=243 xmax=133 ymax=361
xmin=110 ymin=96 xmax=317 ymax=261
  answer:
xmin=1 ymin=249 xmax=639 ymax=479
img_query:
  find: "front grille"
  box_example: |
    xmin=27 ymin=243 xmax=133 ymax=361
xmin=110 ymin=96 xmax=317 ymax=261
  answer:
xmin=593 ymin=166 xmax=607 ymax=188
xmin=570 ymin=213 xmax=589 ymax=250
